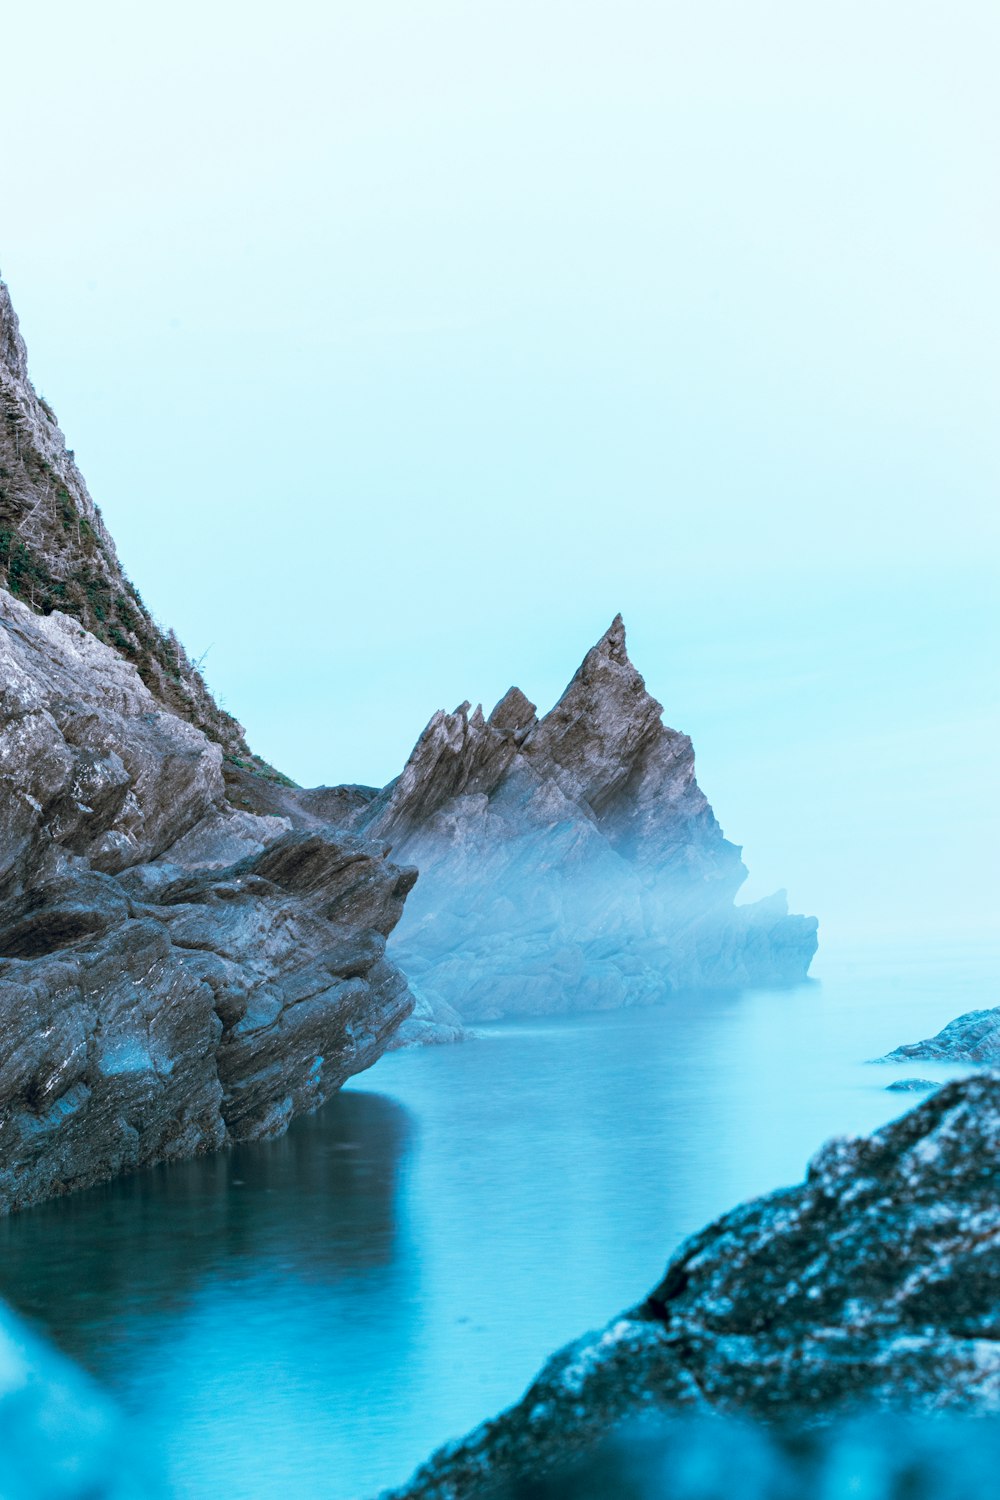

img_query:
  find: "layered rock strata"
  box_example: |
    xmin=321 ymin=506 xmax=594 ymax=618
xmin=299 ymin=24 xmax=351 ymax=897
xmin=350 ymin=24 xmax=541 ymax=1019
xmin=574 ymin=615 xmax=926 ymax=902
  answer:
xmin=385 ymin=1074 xmax=1000 ymax=1499
xmin=346 ymin=617 xmax=816 ymax=1034
xmin=0 ymin=586 xmax=415 ymax=1214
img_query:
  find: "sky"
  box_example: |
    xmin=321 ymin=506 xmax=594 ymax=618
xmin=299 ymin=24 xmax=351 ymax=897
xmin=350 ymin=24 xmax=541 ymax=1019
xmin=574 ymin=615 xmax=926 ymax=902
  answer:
xmin=1 ymin=1 xmax=997 ymax=944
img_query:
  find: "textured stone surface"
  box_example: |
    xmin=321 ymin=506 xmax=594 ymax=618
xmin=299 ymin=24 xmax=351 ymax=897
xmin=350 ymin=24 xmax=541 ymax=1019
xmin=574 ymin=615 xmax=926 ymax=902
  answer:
xmin=0 ymin=1298 xmax=158 ymax=1497
xmin=350 ymin=617 xmax=817 ymax=1029
xmin=0 ymin=273 xmax=276 ymax=773
xmin=880 ymin=1007 xmax=1000 ymax=1066
xmin=0 ymin=588 xmax=415 ymax=1213
xmin=385 ymin=1075 xmax=1000 ymax=1499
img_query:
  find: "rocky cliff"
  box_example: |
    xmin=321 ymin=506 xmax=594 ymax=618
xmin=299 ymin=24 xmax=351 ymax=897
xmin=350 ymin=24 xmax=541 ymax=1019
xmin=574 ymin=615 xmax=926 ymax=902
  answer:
xmin=348 ymin=617 xmax=817 ymax=1033
xmin=0 ymin=275 xmax=417 ymax=1213
xmin=0 ymin=275 xmax=276 ymax=776
xmin=385 ymin=1073 xmax=1000 ymax=1499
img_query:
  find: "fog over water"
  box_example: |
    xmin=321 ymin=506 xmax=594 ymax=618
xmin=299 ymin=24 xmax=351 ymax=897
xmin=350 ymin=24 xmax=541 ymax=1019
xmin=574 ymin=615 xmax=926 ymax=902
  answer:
xmin=0 ymin=939 xmax=993 ymax=1499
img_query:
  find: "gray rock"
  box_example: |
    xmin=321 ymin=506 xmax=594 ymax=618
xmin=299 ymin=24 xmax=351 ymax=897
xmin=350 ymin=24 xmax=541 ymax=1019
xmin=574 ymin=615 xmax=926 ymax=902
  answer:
xmin=0 ymin=588 xmax=416 ymax=1213
xmin=0 ymin=1298 xmax=157 ymax=1497
xmin=885 ymin=1077 xmax=939 ymax=1093
xmin=350 ymin=617 xmax=817 ymax=1024
xmin=880 ymin=1007 xmax=1000 ymax=1066
xmin=384 ymin=1074 xmax=1000 ymax=1499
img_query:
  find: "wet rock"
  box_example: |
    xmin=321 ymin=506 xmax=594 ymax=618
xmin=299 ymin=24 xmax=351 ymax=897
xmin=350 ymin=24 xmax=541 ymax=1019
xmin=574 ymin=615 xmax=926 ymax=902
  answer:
xmin=385 ymin=1075 xmax=1000 ymax=1499
xmin=350 ymin=617 xmax=817 ymax=1025
xmin=880 ymin=1007 xmax=1000 ymax=1066
xmin=886 ymin=1077 xmax=939 ymax=1093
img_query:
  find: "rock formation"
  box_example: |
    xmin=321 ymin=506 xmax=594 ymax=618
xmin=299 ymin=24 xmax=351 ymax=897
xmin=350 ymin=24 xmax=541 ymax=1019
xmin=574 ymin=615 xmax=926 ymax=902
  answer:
xmin=345 ymin=617 xmax=816 ymax=1035
xmin=0 ymin=273 xmax=417 ymax=1213
xmin=384 ymin=1073 xmax=1000 ymax=1499
xmin=880 ymin=1007 xmax=1000 ymax=1067
xmin=0 ymin=588 xmax=415 ymax=1212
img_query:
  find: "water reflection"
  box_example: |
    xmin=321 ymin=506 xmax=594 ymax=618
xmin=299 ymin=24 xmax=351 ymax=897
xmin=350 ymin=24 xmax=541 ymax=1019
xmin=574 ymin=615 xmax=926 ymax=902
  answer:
xmin=0 ymin=943 xmax=993 ymax=1499
xmin=0 ymin=1089 xmax=414 ymax=1371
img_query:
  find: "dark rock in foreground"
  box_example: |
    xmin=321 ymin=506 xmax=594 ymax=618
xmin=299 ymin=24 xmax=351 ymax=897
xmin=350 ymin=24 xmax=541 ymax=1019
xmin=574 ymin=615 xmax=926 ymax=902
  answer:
xmin=0 ymin=588 xmax=415 ymax=1213
xmin=344 ymin=617 xmax=817 ymax=1036
xmin=0 ymin=1299 xmax=157 ymax=1497
xmin=384 ymin=1075 xmax=1000 ymax=1499
xmin=880 ymin=1007 xmax=1000 ymax=1066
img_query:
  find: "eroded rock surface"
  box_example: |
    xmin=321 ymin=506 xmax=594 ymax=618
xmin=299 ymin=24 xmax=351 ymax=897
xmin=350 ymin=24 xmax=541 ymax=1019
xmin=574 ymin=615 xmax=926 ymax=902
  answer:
xmin=348 ymin=617 xmax=816 ymax=1030
xmin=385 ymin=1075 xmax=1000 ymax=1499
xmin=881 ymin=1007 xmax=1000 ymax=1066
xmin=0 ymin=589 xmax=415 ymax=1212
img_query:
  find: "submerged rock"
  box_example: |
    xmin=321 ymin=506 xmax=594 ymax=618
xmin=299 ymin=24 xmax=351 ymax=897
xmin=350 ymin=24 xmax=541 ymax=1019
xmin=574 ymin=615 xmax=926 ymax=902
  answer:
xmin=880 ymin=1007 xmax=1000 ymax=1066
xmin=385 ymin=1074 xmax=1000 ymax=1499
xmin=347 ymin=617 xmax=817 ymax=1029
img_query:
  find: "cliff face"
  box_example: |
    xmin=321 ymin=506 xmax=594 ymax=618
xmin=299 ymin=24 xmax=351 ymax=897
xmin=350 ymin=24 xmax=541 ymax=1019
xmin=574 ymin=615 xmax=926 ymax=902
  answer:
xmin=0 ymin=275 xmax=276 ymax=777
xmin=351 ymin=617 xmax=817 ymax=1032
xmin=387 ymin=1074 xmax=1000 ymax=1499
xmin=0 ymin=277 xmax=417 ymax=1213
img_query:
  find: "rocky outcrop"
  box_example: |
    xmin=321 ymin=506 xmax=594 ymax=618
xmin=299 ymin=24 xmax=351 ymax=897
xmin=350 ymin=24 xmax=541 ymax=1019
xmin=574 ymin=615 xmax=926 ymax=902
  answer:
xmin=347 ymin=617 xmax=816 ymax=1031
xmin=385 ymin=1074 xmax=1000 ymax=1499
xmin=0 ymin=273 xmax=277 ymax=775
xmin=0 ymin=586 xmax=415 ymax=1213
xmin=880 ymin=1008 xmax=1000 ymax=1066
xmin=0 ymin=1297 xmax=157 ymax=1497
xmin=0 ymin=274 xmax=419 ymax=1211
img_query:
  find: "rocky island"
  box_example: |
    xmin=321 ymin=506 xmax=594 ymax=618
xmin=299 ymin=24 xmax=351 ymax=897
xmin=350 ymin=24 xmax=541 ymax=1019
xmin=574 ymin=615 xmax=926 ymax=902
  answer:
xmin=339 ymin=618 xmax=817 ymax=1037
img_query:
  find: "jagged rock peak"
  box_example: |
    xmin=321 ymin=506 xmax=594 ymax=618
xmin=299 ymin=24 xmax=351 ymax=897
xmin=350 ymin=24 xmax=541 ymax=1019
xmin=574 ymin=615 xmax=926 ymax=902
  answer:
xmin=0 ymin=271 xmax=280 ymax=779
xmin=487 ymin=685 xmax=537 ymax=734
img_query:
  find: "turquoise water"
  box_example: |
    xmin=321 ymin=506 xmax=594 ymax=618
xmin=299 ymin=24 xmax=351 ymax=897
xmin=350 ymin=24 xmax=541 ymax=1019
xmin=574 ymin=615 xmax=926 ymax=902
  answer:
xmin=0 ymin=941 xmax=994 ymax=1499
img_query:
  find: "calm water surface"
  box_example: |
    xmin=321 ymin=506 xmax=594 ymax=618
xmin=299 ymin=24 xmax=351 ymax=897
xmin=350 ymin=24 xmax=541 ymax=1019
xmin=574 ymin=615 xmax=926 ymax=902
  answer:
xmin=0 ymin=941 xmax=995 ymax=1499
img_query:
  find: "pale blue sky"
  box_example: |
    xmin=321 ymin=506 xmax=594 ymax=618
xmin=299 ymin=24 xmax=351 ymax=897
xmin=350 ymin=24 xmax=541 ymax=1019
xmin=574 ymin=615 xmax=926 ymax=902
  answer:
xmin=2 ymin=1 xmax=997 ymax=942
